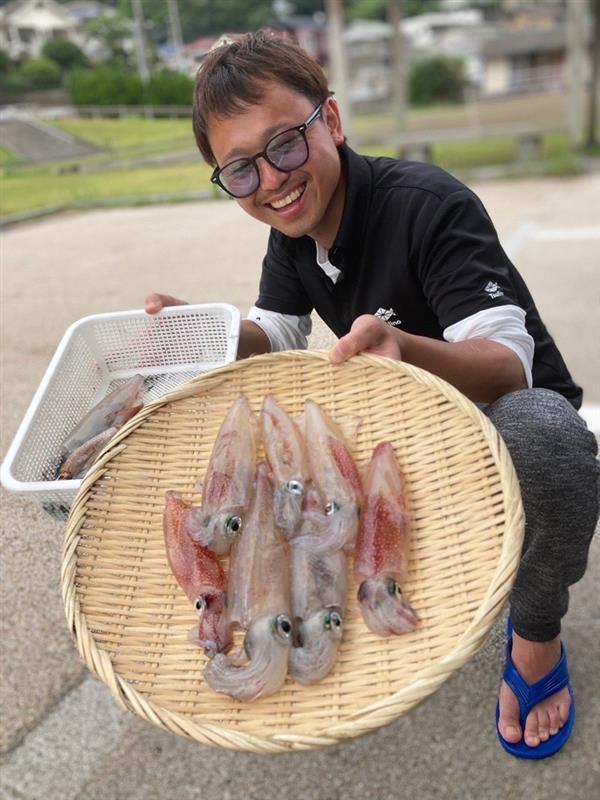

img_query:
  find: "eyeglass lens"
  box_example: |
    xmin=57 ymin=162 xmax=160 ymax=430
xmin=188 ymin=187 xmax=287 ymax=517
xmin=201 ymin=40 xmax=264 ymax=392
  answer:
xmin=220 ymin=128 xmax=309 ymax=197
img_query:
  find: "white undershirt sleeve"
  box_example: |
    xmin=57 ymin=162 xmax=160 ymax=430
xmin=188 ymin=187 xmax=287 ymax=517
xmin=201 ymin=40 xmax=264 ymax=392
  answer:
xmin=246 ymin=306 xmax=312 ymax=352
xmin=443 ymin=305 xmax=534 ymax=388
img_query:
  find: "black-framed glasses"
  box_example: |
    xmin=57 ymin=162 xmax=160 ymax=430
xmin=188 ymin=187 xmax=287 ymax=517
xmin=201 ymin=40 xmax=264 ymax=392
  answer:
xmin=210 ymin=103 xmax=324 ymax=198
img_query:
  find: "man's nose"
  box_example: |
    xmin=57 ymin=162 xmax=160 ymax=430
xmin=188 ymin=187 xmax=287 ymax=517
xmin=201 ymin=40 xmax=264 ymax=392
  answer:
xmin=256 ymin=157 xmax=287 ymax=192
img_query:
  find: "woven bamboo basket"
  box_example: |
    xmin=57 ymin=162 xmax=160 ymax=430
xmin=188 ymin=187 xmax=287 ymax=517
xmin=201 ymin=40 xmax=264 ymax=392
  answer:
xmin=62 ymin=350 xmax=524 ymax=753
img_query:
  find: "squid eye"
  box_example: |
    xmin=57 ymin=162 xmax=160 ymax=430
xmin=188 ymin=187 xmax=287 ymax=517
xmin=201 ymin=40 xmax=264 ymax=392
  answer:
xmin=325 ymin=500 xmax=340 ymax=516
xmin=324 ymin=610 xmax=342 ymax=631
xmin=225 ymin=515 xmax=242 ymax=536
xmin=194 ymin=596 xmax=207 ymax=616
xmin=273 ymin=614 xmax=292 ymax=641
xmin=285 ymin=479 xmax=304 ymax=496
xmin=386 ymin=578 xmax=402 ymax=598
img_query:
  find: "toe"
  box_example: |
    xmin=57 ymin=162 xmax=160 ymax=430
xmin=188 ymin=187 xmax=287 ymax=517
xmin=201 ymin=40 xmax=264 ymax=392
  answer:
xmin=524 ymin=710 xmax=540 ymax=747
xmin=537 ymin=710 xmax=551 ymax=742
xmin=548 ymin=704 xmax=561 ymax=736
xmin=498 ymin=682 xmax=522 ymax=743
xmin=558 ymin=697 xmax=571 ymax=727
xmin=501 ymin=722 xmax=522 ymax=743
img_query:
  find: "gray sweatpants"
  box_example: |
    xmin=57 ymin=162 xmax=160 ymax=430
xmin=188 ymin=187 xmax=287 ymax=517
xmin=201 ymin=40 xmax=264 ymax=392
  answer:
xmin=483 ymin=389 xmax=599 ymax=642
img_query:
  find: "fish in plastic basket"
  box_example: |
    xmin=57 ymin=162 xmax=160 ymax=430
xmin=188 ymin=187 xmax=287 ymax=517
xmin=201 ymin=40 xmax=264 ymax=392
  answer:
xmin=0 ymin=304 xmax=240 ymax=519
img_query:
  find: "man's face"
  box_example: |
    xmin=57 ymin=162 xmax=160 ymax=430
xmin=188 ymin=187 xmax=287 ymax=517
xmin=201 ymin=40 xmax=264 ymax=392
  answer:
xmin=207 ymin=83 xmax=345 ymax=247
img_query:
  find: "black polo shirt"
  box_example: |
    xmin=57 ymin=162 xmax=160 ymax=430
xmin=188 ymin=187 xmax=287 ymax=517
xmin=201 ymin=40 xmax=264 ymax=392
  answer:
xmin=255 ymin=145 xmax=582 ymax=409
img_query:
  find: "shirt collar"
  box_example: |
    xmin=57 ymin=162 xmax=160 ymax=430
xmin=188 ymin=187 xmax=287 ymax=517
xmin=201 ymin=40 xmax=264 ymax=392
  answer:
xmin=327 ymin=143 xmax=373 ymax=270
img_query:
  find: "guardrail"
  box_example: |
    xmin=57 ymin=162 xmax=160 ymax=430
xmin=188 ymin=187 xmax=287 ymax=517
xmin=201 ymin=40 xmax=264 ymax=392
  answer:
xmin=74 ymin=105 xmax=192 ymax=119
xmin=376 ymin=122 xmax=568 ymax=162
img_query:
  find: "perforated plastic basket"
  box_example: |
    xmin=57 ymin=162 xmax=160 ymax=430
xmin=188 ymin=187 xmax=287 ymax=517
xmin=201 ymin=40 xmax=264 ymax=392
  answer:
xmin=1 ymin=304 xmax=240 ymax=518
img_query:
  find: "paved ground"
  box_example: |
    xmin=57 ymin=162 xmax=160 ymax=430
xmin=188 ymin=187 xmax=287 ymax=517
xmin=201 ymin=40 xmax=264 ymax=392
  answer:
xmin=1 ymin=174 xmax=599 ymax=799
xmin=0 ymin=115 xmax=102 ymax=162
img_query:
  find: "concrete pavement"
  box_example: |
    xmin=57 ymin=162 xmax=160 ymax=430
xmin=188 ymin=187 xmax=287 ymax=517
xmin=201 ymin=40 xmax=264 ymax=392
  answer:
xmin=1 ymin=174 xmax=599 ymax=799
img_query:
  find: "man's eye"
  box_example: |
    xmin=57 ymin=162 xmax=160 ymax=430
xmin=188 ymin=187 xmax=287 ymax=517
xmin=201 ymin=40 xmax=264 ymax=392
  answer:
xmin=227 ymin=161 xmax=252 ymax=177
xmin=269 ymin=133 xmax=300 ymax=154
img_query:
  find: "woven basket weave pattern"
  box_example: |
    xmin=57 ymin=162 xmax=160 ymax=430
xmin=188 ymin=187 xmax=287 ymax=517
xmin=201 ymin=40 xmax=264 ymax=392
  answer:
xmin=62 ymin=351 xmax=524 ymax=752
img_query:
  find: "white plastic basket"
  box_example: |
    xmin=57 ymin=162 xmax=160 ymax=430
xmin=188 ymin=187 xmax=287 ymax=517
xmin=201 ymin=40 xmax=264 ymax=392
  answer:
xmin=1 ymin=304 xmax=240 ymax=519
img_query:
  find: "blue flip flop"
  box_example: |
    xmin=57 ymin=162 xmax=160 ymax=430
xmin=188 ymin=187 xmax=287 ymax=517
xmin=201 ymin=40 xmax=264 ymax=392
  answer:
xmin=496 ymin=618 xmax=575 ymax=759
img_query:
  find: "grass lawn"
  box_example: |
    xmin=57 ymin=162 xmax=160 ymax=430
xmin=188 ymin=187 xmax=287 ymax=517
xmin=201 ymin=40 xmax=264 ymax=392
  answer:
xmin=1 ymin=160 xmax=216 ymax=216
xmin=0 ymin=105 xmax=584 ymax=218
xmin=0 ymin=145 xmax=23 ymax=168
xmin=1 ymin=116 xmax=212 ymax=216
xmin=51 ymin=116 xmax=195 ymax=155
xmin=363 ymin=131 xmax=578 ymax=173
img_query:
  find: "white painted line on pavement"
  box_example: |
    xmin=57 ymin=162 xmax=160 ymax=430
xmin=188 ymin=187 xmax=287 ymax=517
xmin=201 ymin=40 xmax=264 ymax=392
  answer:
xmin=533 ymin=227 xmax=600 ymax=241
xmin=501 ymin=222 xmax=538 ymax=261
xmin=502 ymin=224 xmax=600 ymax=260
xmin=580 ymin=403 xmax=600 ymax=435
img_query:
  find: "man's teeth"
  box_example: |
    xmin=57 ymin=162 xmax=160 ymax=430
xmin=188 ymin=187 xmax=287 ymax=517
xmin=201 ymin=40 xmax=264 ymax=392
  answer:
xmin=270 ymin=185 xmax=305 ymax=210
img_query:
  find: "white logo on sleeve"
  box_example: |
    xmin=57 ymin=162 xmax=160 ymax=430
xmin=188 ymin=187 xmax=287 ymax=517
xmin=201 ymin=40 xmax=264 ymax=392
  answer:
xmin=484 ymin=281 xmax=504 ymax=299
xmin=374 ymin=307 xmax=402 ymax=326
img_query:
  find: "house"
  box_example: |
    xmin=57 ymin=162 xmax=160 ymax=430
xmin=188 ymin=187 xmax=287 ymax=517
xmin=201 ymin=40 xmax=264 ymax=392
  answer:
xmin=0 ymin=0 xmax=78 ymax=61
xmin=264 ymin=15 xmax=328 ymax=66
xmin=342 ymin=12 xmax=485 ymax=106
xmin=64 ymin=1 xmax=114 ymax=26
xmin=478 ymin=25 xmax=569 ymax=96
xmin=402 ymin=8 xmax=486 ymax=53
xmin=0 ymin=0 xmax=123 ymax=64
xmin=398 ymin=7 xmax=591 ymax=99
xmin=343 ymin=20 xmax=395 ymax=104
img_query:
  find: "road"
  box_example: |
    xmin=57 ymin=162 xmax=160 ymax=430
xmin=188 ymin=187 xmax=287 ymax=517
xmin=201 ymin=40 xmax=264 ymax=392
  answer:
xmin=1 ymin=173 xmax=599 ymax=799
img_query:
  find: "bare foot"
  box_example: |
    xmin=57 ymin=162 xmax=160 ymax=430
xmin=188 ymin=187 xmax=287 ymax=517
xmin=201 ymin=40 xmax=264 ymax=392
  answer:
xmin=498 ymin=632 xmax=572 ymax=747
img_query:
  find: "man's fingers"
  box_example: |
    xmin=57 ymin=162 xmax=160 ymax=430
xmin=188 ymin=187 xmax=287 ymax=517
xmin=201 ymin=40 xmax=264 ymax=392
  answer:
xmin=144 ymin=293 xmax=188 ymax=314
xmin=330 ymin=318 xmax=383 ymax=364
xmin=330 ymin=315 xmax=404 ymax=364
xmin=330 ymin=334 xmax=359 ymax=364
xmin=144 ymin=294 xmax=163 ymax=314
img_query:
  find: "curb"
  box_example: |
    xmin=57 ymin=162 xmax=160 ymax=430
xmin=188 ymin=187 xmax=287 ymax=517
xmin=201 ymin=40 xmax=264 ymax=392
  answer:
xmin=0 ymin=190 xmax=228 ymax=230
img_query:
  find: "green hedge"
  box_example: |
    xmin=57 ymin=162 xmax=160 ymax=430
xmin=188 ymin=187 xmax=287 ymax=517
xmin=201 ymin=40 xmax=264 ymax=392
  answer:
xmin=66 ymin=67 xmax=194 ymax=107
xmin=409 ymin=56 xmax=466 ymax=107
xmin=16 ymin=57 xmax=62 ymax=90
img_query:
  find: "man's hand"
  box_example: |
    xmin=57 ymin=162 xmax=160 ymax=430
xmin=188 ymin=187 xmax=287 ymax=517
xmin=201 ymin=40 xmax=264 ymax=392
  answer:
xmin=144 ymin=293 xmax=189 ymax=314
xmin=329 ymin=314 xmax=403 ymax=364
xmin=331 ymin=314 xmax=527 ymax=402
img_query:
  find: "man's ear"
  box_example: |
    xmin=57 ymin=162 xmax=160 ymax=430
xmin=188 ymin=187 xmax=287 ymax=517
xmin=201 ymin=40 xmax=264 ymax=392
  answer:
xmin=324 ymin=96 xmax=345 ymax=146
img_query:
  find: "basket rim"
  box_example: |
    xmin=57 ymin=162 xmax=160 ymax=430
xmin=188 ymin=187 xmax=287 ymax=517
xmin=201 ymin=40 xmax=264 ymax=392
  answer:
xmin=0 ymin=303 xmax=241 ymax=496
xmin=61 ymin=350 xmax=525 ymax=753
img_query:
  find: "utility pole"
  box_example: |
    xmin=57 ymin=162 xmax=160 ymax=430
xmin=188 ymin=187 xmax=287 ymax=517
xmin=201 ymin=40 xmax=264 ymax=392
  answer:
xmin=388 ymin=0 xmax=407 ymax=142
xmin=325 ymin=0 xmax=352 ymax=143
xmin=167 ymin=0 xmax=184 ymax=70
xmin=132 ymin=0 xmax=150 ymax=83
xmin=566 ymin=0 xmax=587 ymax=147
xmin=587 ymin=0 xmax=600 ymax=147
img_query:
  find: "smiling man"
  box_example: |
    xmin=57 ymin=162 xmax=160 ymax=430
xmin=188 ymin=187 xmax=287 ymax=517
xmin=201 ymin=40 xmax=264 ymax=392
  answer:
xmin=146 ymin=31 xmax=599 ymax=759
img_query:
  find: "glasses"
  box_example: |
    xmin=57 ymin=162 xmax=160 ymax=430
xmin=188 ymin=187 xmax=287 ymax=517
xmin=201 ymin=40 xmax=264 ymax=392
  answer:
xmin=210 ymin=104 xmax=324 ymax=198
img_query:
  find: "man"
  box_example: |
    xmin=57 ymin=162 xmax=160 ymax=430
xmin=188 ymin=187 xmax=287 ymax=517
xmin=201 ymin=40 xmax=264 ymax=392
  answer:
xmin=146 ymin=31 xmax=599 ymax=759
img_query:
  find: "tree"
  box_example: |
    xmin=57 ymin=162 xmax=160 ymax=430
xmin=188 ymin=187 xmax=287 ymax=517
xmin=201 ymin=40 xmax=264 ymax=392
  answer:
xmin=588 ymin=0 xmax=600 ymax=147
xmin=347 ymin=0 xmax=441 ymax=21
xmin=42 ymin=38 xmax=88 ymax=71
xmin=117 ymin=0 xmax=273 ymax=41
xmin=146 ymin=69 xmax=193 ymax=105
xmin=0 ymin=49 xmax=10 ymax=74
xmin=66 ymin=66 xmax=144 ymax=105
xmin=85 ymin=13 xmax=132 ymax=67
xmin=409 ymin=55 xmax=466 ymax=106
xmin=17 ymin=57 xmax=62 ymax=90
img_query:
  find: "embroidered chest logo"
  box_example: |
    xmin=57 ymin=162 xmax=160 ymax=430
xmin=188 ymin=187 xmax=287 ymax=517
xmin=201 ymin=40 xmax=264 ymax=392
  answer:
xmin=374 ymin=307 xmax=402 ymax=327
xmin=484 ymin=281 xmax=504 ymax=300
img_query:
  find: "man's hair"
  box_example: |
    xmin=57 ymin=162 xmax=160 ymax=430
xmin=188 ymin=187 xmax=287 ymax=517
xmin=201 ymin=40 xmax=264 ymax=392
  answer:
xmin=192 ymin=31 xmax=330 ymax=166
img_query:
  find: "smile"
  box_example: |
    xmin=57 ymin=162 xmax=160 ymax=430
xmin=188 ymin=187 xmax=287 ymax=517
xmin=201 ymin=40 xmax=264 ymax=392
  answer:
xmin=269 ymin=184 xmax=306 ymax=210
